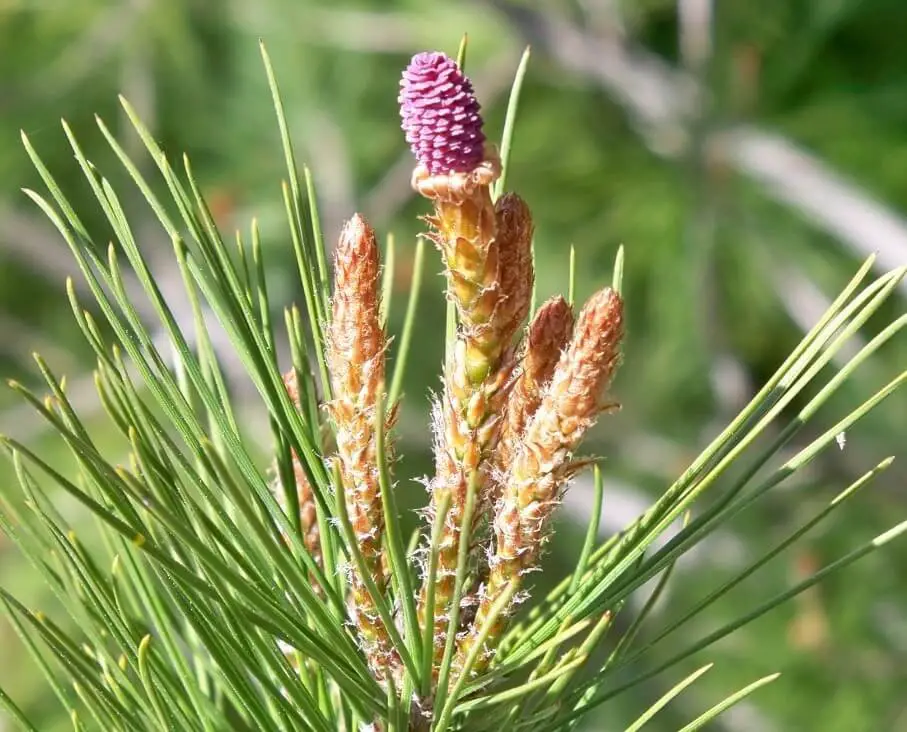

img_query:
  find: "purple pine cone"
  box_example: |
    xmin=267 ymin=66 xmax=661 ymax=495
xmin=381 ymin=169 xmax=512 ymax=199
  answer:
xmin=399 ymin=52 xmax=486 ymax=175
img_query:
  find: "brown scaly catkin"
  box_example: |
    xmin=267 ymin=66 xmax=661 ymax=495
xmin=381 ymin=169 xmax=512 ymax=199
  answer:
xmin=416 ymin=178 xmax=535 ymax=675
xmin=454 ymin=197 xmax=537 ymax=622
xmin=493 ymin=194 xmax=535 ymax=354
xmin=457 ymin=287 xmax=624 ymax=671
xmin=325 ymin=213 xmax=398 ymax=678
xmin=271 ymin=371 xmax=324 ymax=674
xmin=494 ymin=296 xmax=575 ymax=499
xmin=461 ymin=298 xmax=573 ymax=624
xmin=280 ymin=370 xmax=322 ymax=564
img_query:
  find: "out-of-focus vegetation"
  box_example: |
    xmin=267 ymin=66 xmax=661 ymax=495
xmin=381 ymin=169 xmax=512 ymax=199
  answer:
xmin=1 ymin=1 xmax=905 ymax=730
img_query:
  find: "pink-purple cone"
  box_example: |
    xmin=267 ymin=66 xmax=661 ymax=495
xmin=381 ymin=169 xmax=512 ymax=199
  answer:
xmin=398 ymin=51 xmax=486 ymax=175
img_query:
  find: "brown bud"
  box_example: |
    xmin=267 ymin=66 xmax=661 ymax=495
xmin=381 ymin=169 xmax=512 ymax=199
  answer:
xmin=494 ymin=193 xmax=535 ymax=344
xmin=413 ymin=155 xmax=539 ymax=683
xmin=547 ymin=288 xmax=624 ymax=439
xmin=326 ymin=213 xmax=398 ymax=679
xmin=492 ymin=296 xmax=574 ymax=502
xmin=459 ymin=288 xmax=624 ymax=671
xmin=282 ymin=370 xmax=322 ymax=563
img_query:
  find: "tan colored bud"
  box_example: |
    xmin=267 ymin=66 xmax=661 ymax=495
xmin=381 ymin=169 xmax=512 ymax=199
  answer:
xmin=494 ymin=296 xmax=575 ymax=495
xmin=459 ymin=288 xmax=624 ymax=671
xmin=326 ymin=214 xmax=398 ymax=678
xmin=413 ymin=157 xmax=539 ymax=681
xmin=282 ymin=370 xmax=322 ymax=563
xmin=494 ymin=194 xmax=535 ymax=342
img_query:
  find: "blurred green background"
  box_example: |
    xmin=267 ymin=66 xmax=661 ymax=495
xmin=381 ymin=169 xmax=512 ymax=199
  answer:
xmin=1 ymin=0 xmax=906 ymax=730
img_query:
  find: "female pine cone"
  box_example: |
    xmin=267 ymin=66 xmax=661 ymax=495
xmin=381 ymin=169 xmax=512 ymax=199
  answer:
xmin=399 ymin=51 xmax=486 ymax=175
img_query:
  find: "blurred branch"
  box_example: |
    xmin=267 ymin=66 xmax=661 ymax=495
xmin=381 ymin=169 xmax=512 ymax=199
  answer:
xmin=294 ymin=8 xmax=506 ymax=54
xmin=720 ymin=126 xmax=907 ymax=283
xmin=675 ymin=0 xmax=728 ymax=423
xmin=678 ymin=0 xmax=713 ymax=74
xmin=576 ymin=0 xmax=626 ymax=38
xmin=298 ymin=9 xmax=429 ymax=53
xmin=485 ymin=0 xmax=907 ymax=293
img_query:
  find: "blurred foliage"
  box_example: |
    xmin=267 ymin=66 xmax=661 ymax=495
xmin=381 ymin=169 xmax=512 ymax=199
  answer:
xmin=0 ymin=0 xmax=905 ymax=730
